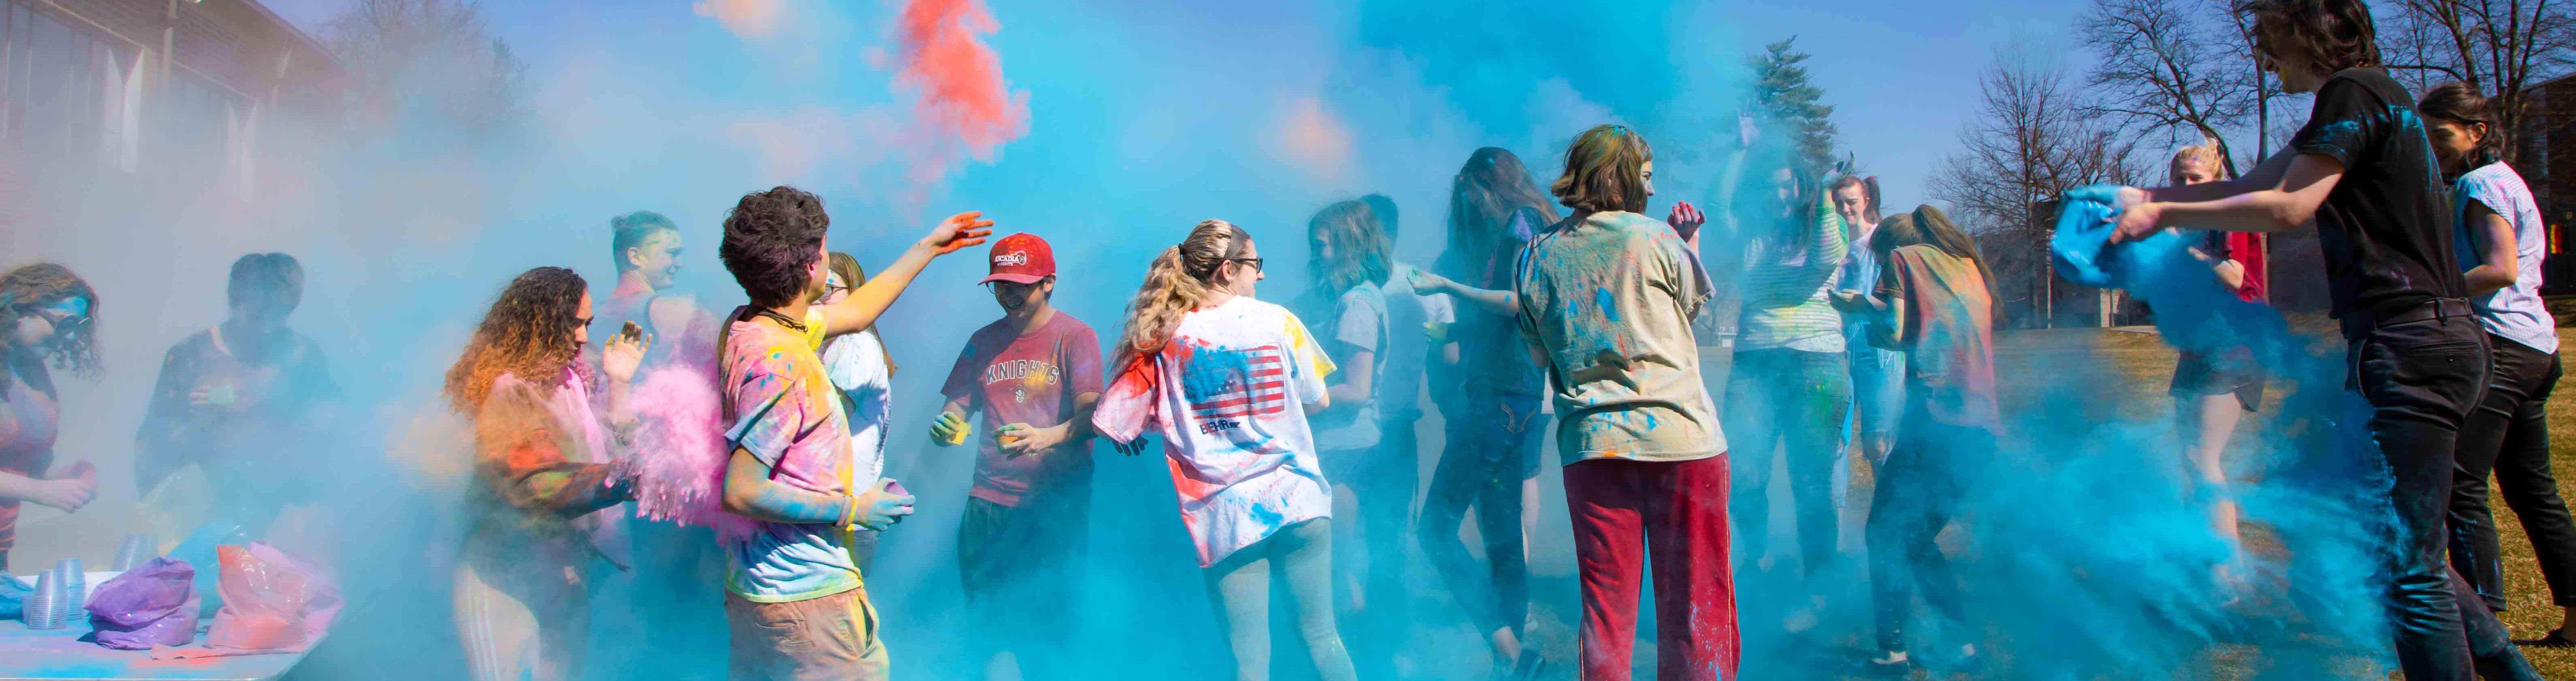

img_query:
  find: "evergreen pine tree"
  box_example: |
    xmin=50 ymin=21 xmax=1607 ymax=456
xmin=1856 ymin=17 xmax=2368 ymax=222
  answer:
xmin=1748 ymin=37 xmax=1837 ymax=172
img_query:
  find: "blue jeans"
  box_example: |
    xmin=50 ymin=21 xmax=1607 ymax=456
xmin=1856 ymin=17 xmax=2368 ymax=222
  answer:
xmin=1723 ymin=348 xmax=1853 ymax=574
xmin=1835 ymin=347 xmax=1906 ymax=510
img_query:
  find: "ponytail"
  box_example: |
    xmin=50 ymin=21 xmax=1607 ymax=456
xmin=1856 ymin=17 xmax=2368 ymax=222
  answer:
xmin=1114 ymin=221 xmax=1246 ymax=365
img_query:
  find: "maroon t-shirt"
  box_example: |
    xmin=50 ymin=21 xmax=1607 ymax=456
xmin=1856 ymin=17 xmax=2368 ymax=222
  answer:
xmin=940 ymin=312 xmax=1105 ymax=507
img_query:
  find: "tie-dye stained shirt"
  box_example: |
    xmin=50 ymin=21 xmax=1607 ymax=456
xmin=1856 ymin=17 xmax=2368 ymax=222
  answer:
xmin=1093 ymin=296 xmax=1337 ymax=568
xmin=718 ymin=307 xmax=861 ymax=603
xmin=1872 ymin=245 xmax=2000 ymax=430
xmin=1513 ymin=210 xmax=1723 ymax=463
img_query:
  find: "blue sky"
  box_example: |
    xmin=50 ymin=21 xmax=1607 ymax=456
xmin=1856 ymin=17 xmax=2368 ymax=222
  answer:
xmin=258 ymin=0 xmax=2098 ymax=226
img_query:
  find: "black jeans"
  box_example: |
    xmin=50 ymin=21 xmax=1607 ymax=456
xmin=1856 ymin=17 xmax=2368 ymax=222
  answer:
xmin=2346 ymin=309 xmax=2536 ymax=681
xmin=1417 ymin=394 xmax=1542 ymax=638
xmin=1866 ymin=412 xmax=1991 ymax=654
xmin=2448 ymin=334 xmax=2576 ymax=612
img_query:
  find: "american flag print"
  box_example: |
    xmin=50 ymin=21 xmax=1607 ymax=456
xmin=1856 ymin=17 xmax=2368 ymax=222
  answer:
xmin=1179 ymin=343 xmax=1291 ymax=426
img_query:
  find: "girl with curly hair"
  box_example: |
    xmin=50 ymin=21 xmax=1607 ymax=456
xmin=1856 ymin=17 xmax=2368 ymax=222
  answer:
xmin=443 ymin=266 xmax=649 ymax=681
xmin=0 ymin=263 xmax=100 ymax=572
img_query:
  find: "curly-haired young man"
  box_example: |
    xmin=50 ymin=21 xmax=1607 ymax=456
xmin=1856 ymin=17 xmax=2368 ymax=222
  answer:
xmin=712 ymin=185 xmax=990 ymax=681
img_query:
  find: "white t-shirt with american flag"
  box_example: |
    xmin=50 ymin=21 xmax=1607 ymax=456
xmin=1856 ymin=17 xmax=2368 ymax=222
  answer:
xmin=1093 ymin=296 xmax=1338 ymax=567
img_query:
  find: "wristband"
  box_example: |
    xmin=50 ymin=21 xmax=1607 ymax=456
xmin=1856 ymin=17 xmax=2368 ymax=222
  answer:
xmin=839 ymin=495 xmax=859 ymax=529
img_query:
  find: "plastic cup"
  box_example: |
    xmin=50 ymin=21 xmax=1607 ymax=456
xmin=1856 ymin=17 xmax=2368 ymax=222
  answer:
xmin=25 ymin=568 xmax=62 ymax=629
xmin=55 ymin=557 xmax=83 ymax=615
xmin=113 ymin=533 xmax=159 ymax=571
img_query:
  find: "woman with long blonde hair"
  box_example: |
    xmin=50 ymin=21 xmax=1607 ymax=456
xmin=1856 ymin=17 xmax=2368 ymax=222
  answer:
xmin=2162 ymin=143 xmax=2266 ymax=580
xmin=1093 ymin=220 xmax=1356 ymax=681
xmin=820 ymin=252 xmax=898 ymax=572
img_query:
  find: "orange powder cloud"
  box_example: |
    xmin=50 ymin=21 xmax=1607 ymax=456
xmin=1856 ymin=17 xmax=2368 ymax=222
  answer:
xmin=694 ymin=0 xmax=787 ymax=39
xmin=1274 ymin=96 xmax=1353 ymax=187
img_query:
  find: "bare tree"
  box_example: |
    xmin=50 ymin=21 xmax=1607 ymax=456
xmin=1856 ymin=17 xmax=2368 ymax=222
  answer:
xmin=322 ymin=0 xmax=529 ymax=140
xmin=2080 ymin=0 xmax=2259 ymax=173
xmin=1933 ymin=43 xmax=2145 ymax=327
xmin=2382 ymin=0 xmax=2576 ymax=162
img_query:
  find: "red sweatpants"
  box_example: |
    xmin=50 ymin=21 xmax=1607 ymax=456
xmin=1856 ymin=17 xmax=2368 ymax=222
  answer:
xmin=1563 ymin=454 xmax=1737 ymax=681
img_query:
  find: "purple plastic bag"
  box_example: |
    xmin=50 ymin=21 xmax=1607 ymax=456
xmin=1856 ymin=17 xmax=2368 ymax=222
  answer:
xmin=85 ymin=557 xmax=200 ymax=650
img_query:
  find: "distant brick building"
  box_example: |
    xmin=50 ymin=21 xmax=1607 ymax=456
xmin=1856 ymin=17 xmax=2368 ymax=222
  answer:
xmin=2514 ymin=73 xmax=2576 ymax=295
xmin=0 ymin=0 xmax=344 ymax=238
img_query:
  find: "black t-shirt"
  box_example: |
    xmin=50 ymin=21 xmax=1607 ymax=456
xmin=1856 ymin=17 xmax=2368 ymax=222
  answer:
xmin=2288 ymin=68 xmax=2465 ymax=334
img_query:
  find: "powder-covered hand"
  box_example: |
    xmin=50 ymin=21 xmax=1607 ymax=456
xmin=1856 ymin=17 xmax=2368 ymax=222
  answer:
xmin=602 ymin=332 xmax=652 ymax=383
xmin=930 ymin=411 xmax=971 ymax=447
xmin=2106 ymin=200 xmax=2167 ymax=245
xmin=1407 ymin=270 xmax=1448 ymax=296
xmin=995 ymin=422 xmax=1067 ymax=457
xmin=851 ymin=478 xmax=916 ymax=531
xmin=1667 ymin=201 xmax=1706 ymax=242
xmin=922 ymin=211 xmax=997 ymax=255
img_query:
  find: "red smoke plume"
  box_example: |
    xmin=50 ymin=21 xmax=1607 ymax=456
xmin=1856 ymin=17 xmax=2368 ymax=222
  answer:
xmin=890 ymin=0 xmax=1029 ymax=188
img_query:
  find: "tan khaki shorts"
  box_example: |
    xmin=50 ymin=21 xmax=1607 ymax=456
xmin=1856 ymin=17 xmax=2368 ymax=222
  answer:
xmin=725 ymin=587 xmax=888 ymax=681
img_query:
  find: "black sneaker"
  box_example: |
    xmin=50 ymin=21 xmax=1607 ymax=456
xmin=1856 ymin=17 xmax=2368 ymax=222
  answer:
xmin=1500 ymin=649 xmax=1548 ymax=681
xmin=2520 ymin=628 xmax=2576 ymax=649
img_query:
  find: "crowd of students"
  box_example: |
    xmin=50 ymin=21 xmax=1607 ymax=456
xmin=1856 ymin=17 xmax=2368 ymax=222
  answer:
xmin=6 ymin=1 xmax=2576 ymax=680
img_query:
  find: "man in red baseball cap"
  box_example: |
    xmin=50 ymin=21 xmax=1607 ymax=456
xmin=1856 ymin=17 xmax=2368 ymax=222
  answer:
xmin=928 ymin=231 xmax=1106 ymax=680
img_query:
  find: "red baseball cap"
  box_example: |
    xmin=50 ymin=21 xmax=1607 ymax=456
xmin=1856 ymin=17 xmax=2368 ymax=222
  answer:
xmin=980 ymin=232 xmax=1056 ymax=285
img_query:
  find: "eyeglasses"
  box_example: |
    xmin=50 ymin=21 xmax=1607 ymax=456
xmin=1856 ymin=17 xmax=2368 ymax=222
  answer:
xmin=1228 ymin=258 xmax=1264 ymax=273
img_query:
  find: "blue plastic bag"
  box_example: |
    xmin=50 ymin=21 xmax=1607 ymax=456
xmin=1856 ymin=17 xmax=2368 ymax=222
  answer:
xmin=168 ymin=521 xmax=246 ymax=618
xmin=2049 ymin=184 xmax=2292 ymax=360
xmin=1 ymin=572 xmax=26 ymax=620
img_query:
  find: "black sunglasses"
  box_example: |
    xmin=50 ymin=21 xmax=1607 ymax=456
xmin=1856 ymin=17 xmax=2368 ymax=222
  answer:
xmin=43 ymin=310 xmax=90 ymax=343
xmin=1228 ymin=257 xmax=1264 ymax=272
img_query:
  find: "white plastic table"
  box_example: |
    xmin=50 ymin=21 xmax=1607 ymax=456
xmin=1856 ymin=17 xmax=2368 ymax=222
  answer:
xmin=0 ymin=619 xmax=303 ymax=681
xmin=1 ymin=571 xmax=301 ymax=681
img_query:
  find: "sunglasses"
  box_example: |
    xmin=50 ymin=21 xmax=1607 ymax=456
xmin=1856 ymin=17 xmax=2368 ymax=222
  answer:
xmin=38 ymin=308 xmax=89 ymax=344
xmin=1228 ymin=257 xmax=1264 ymax=273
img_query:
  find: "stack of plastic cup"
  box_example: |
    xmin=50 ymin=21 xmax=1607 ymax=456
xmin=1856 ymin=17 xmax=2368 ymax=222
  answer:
xmin=55 ymin=558 xmax=83 ymax=617
xmin=23 ymin=569 xmax=64 ymax=629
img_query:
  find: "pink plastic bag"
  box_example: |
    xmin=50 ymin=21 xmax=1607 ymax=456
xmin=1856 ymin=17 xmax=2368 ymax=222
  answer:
xmin=85 ymin=557 xmax=199 ymax=650
xmin=157 ymin=543 xmax=340 ymax=657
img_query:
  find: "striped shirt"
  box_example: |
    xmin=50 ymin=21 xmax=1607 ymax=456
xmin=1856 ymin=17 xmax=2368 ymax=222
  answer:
xmin=1737 ymin=197 xmax=1849 ymax=353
